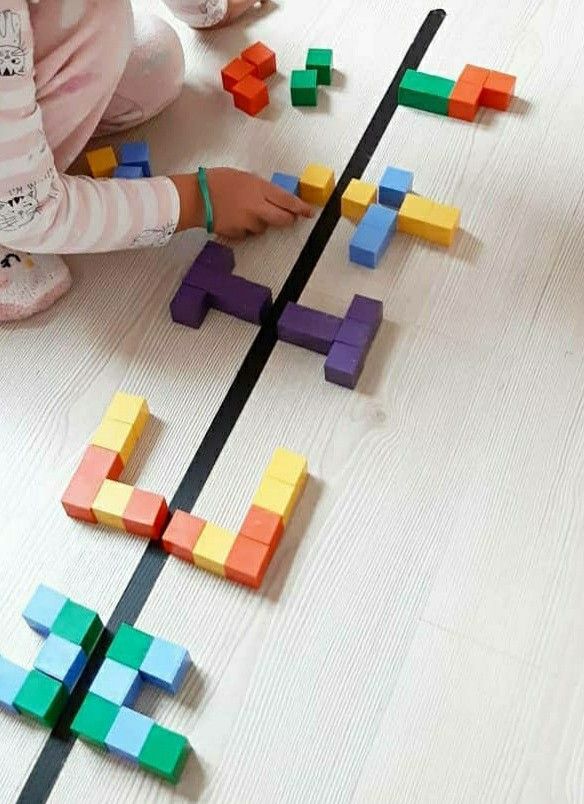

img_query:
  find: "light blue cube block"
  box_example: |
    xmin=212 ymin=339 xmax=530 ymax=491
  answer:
xmin=105 ymin=706 xmax=154 ymax=762
xmin=119 ymin=141 xmax=151 ymax=177
xmin=89 ymin=658 xmax=142 ymax=707
xmin=379 ymin=166 xmax=414 ymax=209
xmin=34 ymin=634 xmax=87 ymax=691
xmin=23 ymin=585 xmax=68 ymax=636
xmin=271 ymin=172 xmax=299 ymax=196
xmin=349 ymin=205 xmax=397 ymax=268
xmin=113 ymin=165 xmax=144 ymax=179
xmin=360 ymin=203 xmax=398 ymax=231
xmin=0 ymin=656 xmax=27 ymax=712
xmin=140 ymin=638 xmax=191 ymax=695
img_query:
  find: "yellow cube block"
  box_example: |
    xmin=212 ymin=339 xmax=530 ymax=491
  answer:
xmin=424 ymin=202 xmax=461 ymax=246
xmin=265 ymin=447 xmax=308 ymax=488
xmin=341 ymin=179 xmax=377 ymax=222
xmin=299 ymin=164 xmax=335 ymax=206
xmin=397 ymin=193 xmax=434 ymax=239
xmin=104 ymin=392 xmax=150 ymax=441
xmin=193 ymin=523 xmax=237 ymax=577
xmin=86 ymin=146 xmax=118 ymax=179
xmin=90 ymin=419 xmax=136 ymax=465
xmin=92 ymin=479 xmax=134 ymax=530
xmin=252 ymin=475 xmax=305 ymax=525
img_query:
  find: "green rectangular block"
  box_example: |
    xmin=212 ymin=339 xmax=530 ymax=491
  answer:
xmin=306 ymin=48 xmax=333 ymax=85
xmin=106 ymin=623 xmax=153 ymax=670
xmin=14 ymin=670 xmax=68 ymax=728
xmin=71 ymin=692 xmax=120 ymax=746
xmin=138 ymin=723 xmax=190 ymax=784
xmin=398 ymin=69 xmax=456 ymax=115
xmin=52 ymin=600 xmax=103 ymax=655
xmin=291 ymin=69 xmax=318 ymax=106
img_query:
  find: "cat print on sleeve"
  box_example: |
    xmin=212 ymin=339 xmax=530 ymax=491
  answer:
xmin=0 ymin=10 xmax=25 ymax=77
xmin=0 ymin=184 xmax=39 ymax=231
xmin=131 ymin=222 xmax=175 ymax=248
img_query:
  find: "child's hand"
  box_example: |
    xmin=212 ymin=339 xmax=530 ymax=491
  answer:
xmin=223 ymin=0 xmax=267 ymax=25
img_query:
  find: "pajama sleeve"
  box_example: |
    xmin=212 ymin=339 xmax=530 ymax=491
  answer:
xmin=0 ymin=1 xmax=181 ymax=254
xmin=162 ymin=0 xmax=228 ymax=28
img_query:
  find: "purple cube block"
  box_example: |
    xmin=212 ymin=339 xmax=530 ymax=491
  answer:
xmin=324 ymin=342 xmax=365 ymax=389
xmin=183 ymin=263 xmax=271 ymax=325
xmin=277 ymin=302 xmax=343 ymax=355
xmin=345 ymin=295 xmax=383 ymax=328
xmin=334 ymin=318 xmax=376 ymax=350
xmin=170 ymin=284 xmax=209 ymax=329
xmin=191 ymin=241 xmax=235 ymax=274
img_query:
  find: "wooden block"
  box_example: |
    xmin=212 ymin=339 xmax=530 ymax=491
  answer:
xmin=221 ymin=58 xmax=255 ymax=92
xmin=90 ymin=419 xmax=136 ymax=465
xmin=122 ymin=488 xmax=169 ymax=539
xmin=241 ymin=41 xmax=276 ymax=79
xmin=86 ymin=146 xmax=117 ymax=179
xmin=424 ymin=202 xmax=461 ymax=246
xmin=252 ymin=475 xmax=305 ymax=525
xmin=92 ymin=479 xmax=134 ymax=530
xmin=480 ymin=70 xmax=516 ymax=111
xmin=161 ymin=510 xmax=206 ymax=563
xmin=193 ymin=523 xmax=237 ymax=577
xmin=232 ymin=76 xmax=269 ymax=116
xmin=76 ymin=445 xmax=124 ymax=481
xmin=458 ymin=64 xmax=490 ymax=87
xmin=225 ymin=536 xmax=273 ymax=589
xmin=239 ymin=505 xmax=283 ymax=552
xmin=341 ymin=179 xmax=377 ymax=222
xmin=265 ymin=447 xmax=308 ymax=488
xmin=397 ymin=193 xmax=434 ymax=239
xmin=448 ymin=81 xmax=482 ymax=122
xmin=61 ymin=471 xmax=103 ymax=522
xmin=299 ymin=164 xmax=335 ymax=206
xmin=104 ymin=392 xmax=149 ymax=441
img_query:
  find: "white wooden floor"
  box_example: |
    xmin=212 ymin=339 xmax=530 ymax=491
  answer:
xmin=2 ymin=0 xmax=584 ymax=801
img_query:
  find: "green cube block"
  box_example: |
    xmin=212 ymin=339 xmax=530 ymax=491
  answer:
xmin=14 ymin=670 xmax=67 ymax=728
xmin=398 ymin=69 xmax=456 ymax=115
xmin=106 ymin=623 xmax=153 ymax=670
xmin=139 ymin=724 xmax=190 ymax=784
xmin=306 ymin=48 xmax=333 ymax=85
xmin=52 ymin=601 xmax=103 ymax=655
xmin=71 ymin=693 xmax=120 ymax=746
xmin=291 ymin=70 xmax=318 ymax=107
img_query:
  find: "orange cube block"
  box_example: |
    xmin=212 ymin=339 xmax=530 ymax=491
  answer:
xmin=61 ymin=472 xmax=103 ymax=523
xmin=480 ymin=70 xmax=516 ymax=111
xmin=240 ymin=505 xmax=283 ymax=554
xmin=241 ymin=42 xmax=276 ymax=80
xmin=161 ymin=510 xmax=206 ymax=562
xmin=221 ymin=58 xmax=256 ymax=92
xmin=225 ymin=536 xmax=272 ymax=589
xmin=76 ymin=445 xmax=124 ymax=481
xmin=458 ymin=64 xmax=490 ymax=87
xmin=122 ymin=488 xmax=169 ymax=539
xmin=232 ymin=75 xmax=269 ymax=116
xmin=448 ymin=81 xmax=482 ymax=121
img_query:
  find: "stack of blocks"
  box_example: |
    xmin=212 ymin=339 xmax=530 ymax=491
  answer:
xmin=162 ymin=447 xmax=308 ymax=588
xmin=399 ymin=63 xmax=517 ymax=122
xmin=86 ymin=141 xmax=151 ymax=180
xmin=278 ymin=294 xmax=383 ymax=389
xmin=291 ymin=48 xmax=333 ymax=107
xmin=61 ymin=392 xmax=170 ymax=537
xmin=271 ymin=163 xmax=336 ymax=206
xmin=221 ymin=41 xmax=277 ymax=116
xmin=170 ymin=241 xmax=272 ymax=329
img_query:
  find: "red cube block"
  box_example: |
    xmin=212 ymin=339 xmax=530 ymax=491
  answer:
xmin=122 ymin=488 xmax=169 ymax=539
xmin=480 ymin=70 xmax=516 ymax=111
xmin=76 ymin=445 xmax=124 ymax=481
xmin=225 ymin=536 xmax=273 ymax=589
xmin=239 ymin=505 xmax=283 ymax=554
xmin=232 ymin=75 xmax=269 ymax=116
xmin=161 ymin=510 xmax=206 ymax=562
xmin=61 ymin=472 xmax=104 ymax=523
xmin=241 ymin=41 xmax=276 ymax=80
xmin=221 ymin=58 xmax=256 ymax=93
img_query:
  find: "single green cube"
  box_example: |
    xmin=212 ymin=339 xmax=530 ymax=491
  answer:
xmin=139 ymin=724 xmax=190 ymax=784
xmin=71 ymin=693 xmax=120 ymax=747
xmin=106 ymin=623 xmax=153 ymax=670
xmin=398 ymin=69 xmax=456 ymax=115
xmin=14 ymin=670 xmax=68 ymax=728
xmin=306 ymin=48 xmax=333 ymax=85
xmin=52 ymin=601 xmax=103 ymax=655
xmin=291 ymin=70 xmax=318 ymax=107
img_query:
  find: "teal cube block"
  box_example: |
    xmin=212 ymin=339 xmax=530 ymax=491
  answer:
xmin=306 ymin=48 xmax=333 ymax=85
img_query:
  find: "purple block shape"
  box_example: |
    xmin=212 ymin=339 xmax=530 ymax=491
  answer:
xmin=183 ymin=263 xmax=271 ymax=325
xmin=346 ymin=295 xmax=383 ymax=328
xmin=191 ymin=241 xmax=235 ymax=273
xmin=278 ymin=302 xmax=343 ymax=355
xmin=324 ymin=342 xmax=365 ymax=389
xmin=170 ymin=284 xmax=209 ymax=329
xmin=334 ymin=318 xmax=376 ymax=350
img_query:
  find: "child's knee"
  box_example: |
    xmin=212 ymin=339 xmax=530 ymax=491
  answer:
xmin=134 ymin=15 xmax=185 ymax=110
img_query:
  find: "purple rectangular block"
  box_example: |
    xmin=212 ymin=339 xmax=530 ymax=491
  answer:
xmin=278 ymin=302 xmax=343 ymax=355
xmin=324 ymin=342 xmax=365 ymax=389
xmin=191 ymin=241 xmax=235 ymax=273
xmin=183 ymin=263 xmax=271 ymax=325
xmin=345 ymin=295 xmax=383 ymax=328
xmin=334 ymin=318 xmax=376 ymax=350
xmin=170 ymin=284 xmax=209 ymax=329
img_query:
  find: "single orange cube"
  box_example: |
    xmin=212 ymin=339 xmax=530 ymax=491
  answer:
xmin=161 ymin=510 xmax=206 ymax=562
xmin=61 ymin=472 xmax=103 ymax=523
xmin=225 ymin=536 xmax=272 ymax=589
xmin=480 ymin=70 xmax=516 ymax=111
xmin=448 ymin=81 xmax=482 ymax=121
xmin=221 ymin=58 xmax=256 ymax=92
xmin=458 ymin=64 xmax=491 ymax=87
xmin=122 ymin=488 xmax=169 ymax=539
xmin=240 ymin=505 xmax=283 ymax=554
xmin=241 ymin=42 xmax=276 ymax=80
xmin=76 ymin=445 xmax=124 ymax=481
xmin=232 ymin=75 xmax=269 ymax=116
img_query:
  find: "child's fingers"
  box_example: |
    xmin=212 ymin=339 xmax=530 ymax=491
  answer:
xmin=246 ymin=216 xmax=268 ymax=235
xmin=265 ymin=185 xmax=314 ymax=218
xmin=261 ymin=203 xmax=297 ymax=228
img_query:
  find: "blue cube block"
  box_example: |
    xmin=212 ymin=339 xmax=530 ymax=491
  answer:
xmin=271 ymin=172 xmax=300 ymax=196
xmin=105 ymin=706 xmax=154 ymax=762
xmin=379 ymin=166 xmax=414 ymax=209
xmin=89 ymin=658 xmax=142 ymax=706
xmin=0 ymin=656 xmax=27 ymax=712
xmin=349 ymin=207 xmax=397 ymax=268
xmin=23 ymin=585 xmax=68 ymax=636
xmin=360 ymin=203 xmax=398 ymax=231
xmin=113 ymin=165 xmax=144 ymax=179
xmin=34 ymin=634 xmax=87 ymax=692
xmin=119 ymin=141 xmax=151 ymax=177
xmin=140 ymin=638 xmax=191 ymax=695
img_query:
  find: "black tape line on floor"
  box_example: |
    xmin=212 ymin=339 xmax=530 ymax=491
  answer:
xmin=17 ymin=10 xmax=446 ymax=802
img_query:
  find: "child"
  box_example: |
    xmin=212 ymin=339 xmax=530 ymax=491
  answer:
xmin=0 ymin=0 xmax=313 ymax=321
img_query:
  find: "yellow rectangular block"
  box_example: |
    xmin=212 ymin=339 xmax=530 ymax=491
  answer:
xmin=86 ymin=146 xmax=118 ymax=179
xmin=424 ymin=202 xmax=461 ymax=246
xmin=252 ymin=475 xmax=306 ymax=525
xmin=90 ymin=419 xmax=136 ymax=465
xmin=104 ymin=392 xmax=149 ymax=441
xmin=341 ymin=179 xmax=377 ymax=222
xmin=92 ymin=479 xmax=134 ymax=530
xmin=193 ymin=523 xmax=237 ymax=577
xmin=265 ymin=447 xmax=308 ymax=488
xmin=299 ymin=164 xmax=335 ymax=206
xmin=397 ymin=193 xmax=434 ymax=239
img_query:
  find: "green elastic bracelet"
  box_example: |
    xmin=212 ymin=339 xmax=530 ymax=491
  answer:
xmin=197 ymin=166 xmax=214 ymax=234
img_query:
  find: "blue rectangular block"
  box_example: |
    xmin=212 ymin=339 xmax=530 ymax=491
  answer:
xmin=105 ymin=706 xmax=154 ymax=762
xmin=0 ymin=656 xmax=27 ymax=713
xmin=23 ymin=585 xmax=68 ymax=636
xmin=90 ymin=658 xmax=142 ymax=707
xmin=119 ymin=141 xmax=151 ymax=177
xmin=379 ymin=166 xmax=414 ymax=208
xmin=271 ymin=172 xmax=300 ymax=195
xmin=360 ymin=203 xmax=398 ymax=231
xmin=113 ymin=165 xmax=144 ymax=179
xmin=140 ymin=638 xmax=191 ymax=695
xmin=34 ymin=634 xmax=87 ymax=692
